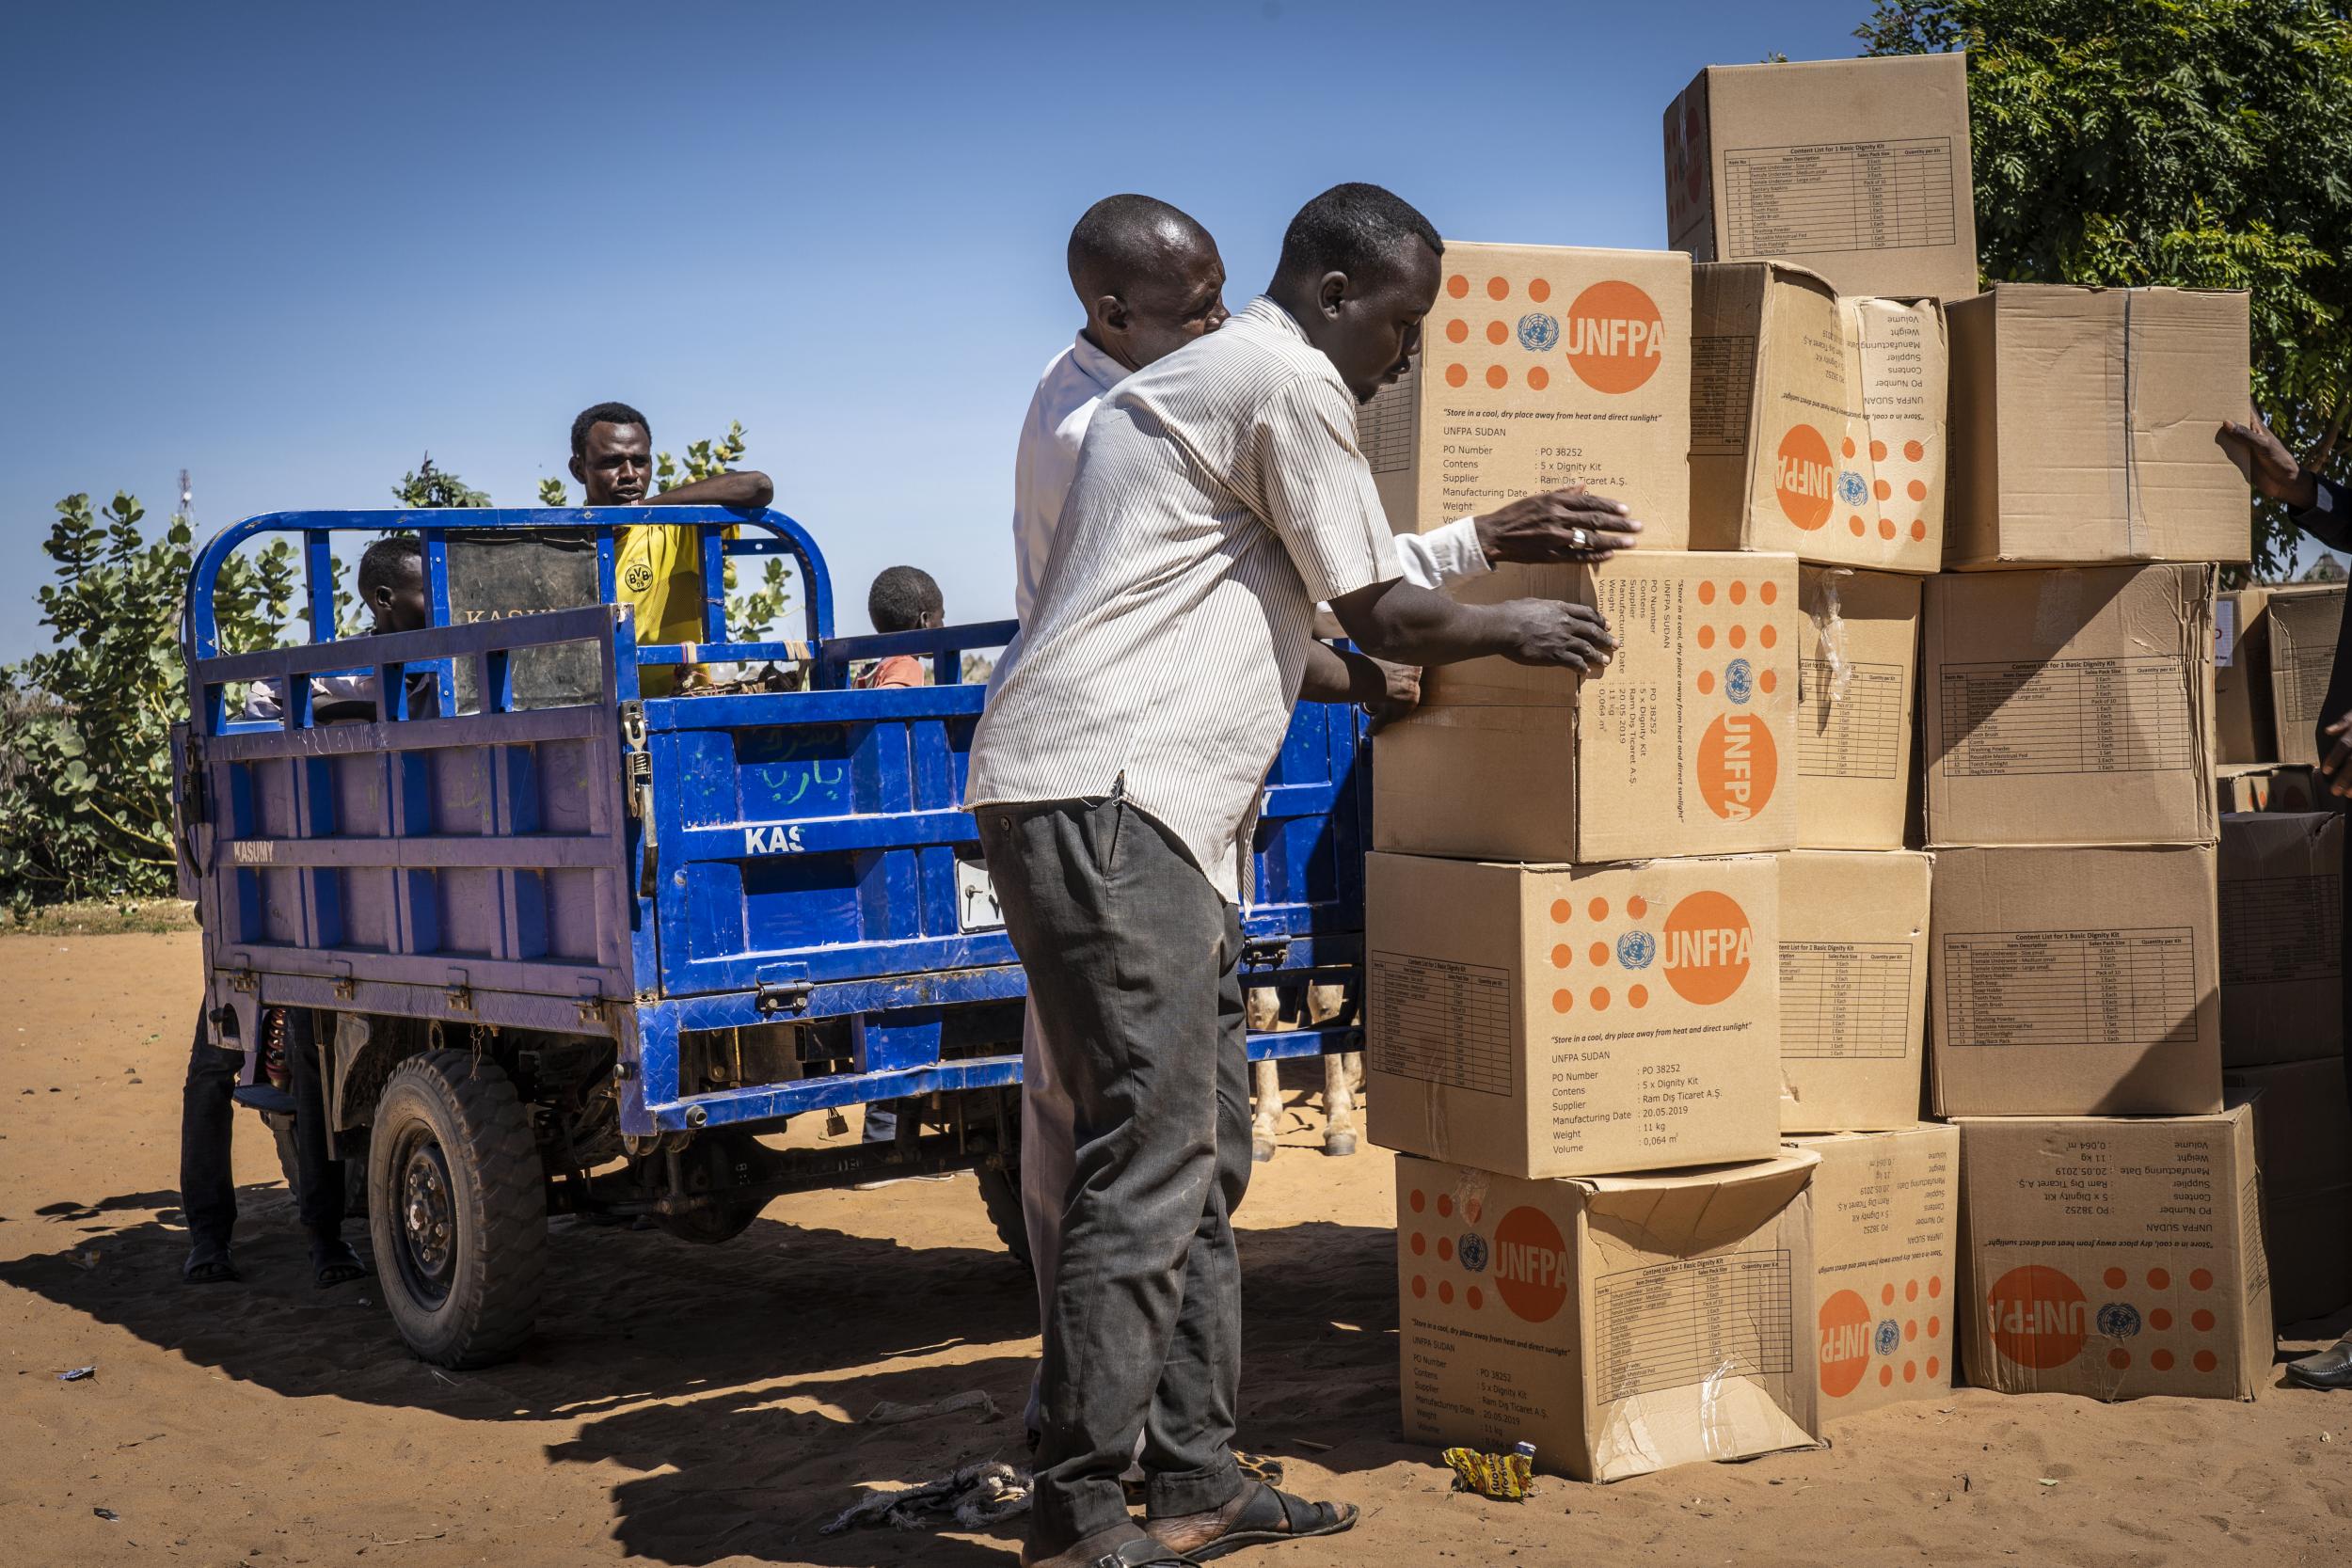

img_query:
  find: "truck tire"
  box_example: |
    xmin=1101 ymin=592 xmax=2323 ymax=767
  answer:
xmin=367 ymin=1050 xmax=547 ymax=1368
xmin=975 ymin=1152 xmax=1032 ymax=1269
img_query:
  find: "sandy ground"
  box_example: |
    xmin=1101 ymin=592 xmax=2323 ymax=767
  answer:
xmin=4 ymin=931 xmax=2351 ymax=1568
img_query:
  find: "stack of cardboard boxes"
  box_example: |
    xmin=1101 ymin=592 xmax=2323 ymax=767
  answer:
xmin=1362 ymin=238 xmax=1823 ymax=1481
xmin=2219 ymin=810 xmax=2352 ymax=1322
xmin=1359 ymin=45 xmax=2294 ymax=1483
xmin=1918 ymin=272 xmax=2272 ymax=1401
xmin=2217 ymin=582 xmax=2345 ymax=812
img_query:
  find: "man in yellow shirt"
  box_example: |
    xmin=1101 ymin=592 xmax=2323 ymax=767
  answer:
xmin=568 ymin=401 xmax=775 ymax=692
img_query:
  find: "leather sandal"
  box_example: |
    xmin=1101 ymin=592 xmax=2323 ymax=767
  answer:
xmin=1025 ymin=1523 xmax=1201 ymax=1568
xmin=1149 ymin=1481 xmax=1359 ymax=1562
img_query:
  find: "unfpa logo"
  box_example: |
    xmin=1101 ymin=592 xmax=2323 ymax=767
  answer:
xmin=1772 ymin=424 xmax=1835 ymax=531
xmin=1987 ymin=1265 xmax=2091 ymax=1370
xmin=1517 ymin=312 xmax=1560 ymax=352
xmin=1698 ymin=710 xmax=1778 ymax=821
xmin=1661 ymin=890 xmax=1752 ymax=1006
xmin=1819 ymin=1290 xmax=1873 ymax=1397
xmin=1491 ymin=1206 xmax=1570 ymax=1324
xmin=1563 ymin=281 xmax=1664 ymax=394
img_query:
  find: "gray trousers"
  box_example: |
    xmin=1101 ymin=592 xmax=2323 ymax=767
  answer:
xmin=977 ymin=793 xmax=1251 ymax=1551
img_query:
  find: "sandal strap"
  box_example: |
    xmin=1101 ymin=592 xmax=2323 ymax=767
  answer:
xmin=1087 ymin=1541 xmax=1200 ymax=1568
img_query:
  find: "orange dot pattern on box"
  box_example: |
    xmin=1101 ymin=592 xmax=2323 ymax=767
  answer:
xmin=1438 ymin=273 xmax=1666 ymax=397
xmin=1818 ymin=1273 xmax=1949 ymax=1401
xmin=1980 ymin=1262 xmax=2232 ymax=1382
xmin=1772 ymin=425 xmax=1936 ymax=545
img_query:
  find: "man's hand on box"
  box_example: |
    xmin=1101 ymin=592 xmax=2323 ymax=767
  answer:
xmin=2217 ymin=405 xmax=2319 ymax=511
xmin=2322 ymin=714 xmax=2352 ymax=797
xmin=1496 ymin=600 xmax=1616 ymax=671
xmin=1475 ymin=487 xmax=1644 ymax=565
xmin=1362 ymin=658 xmax=1422 ymax=733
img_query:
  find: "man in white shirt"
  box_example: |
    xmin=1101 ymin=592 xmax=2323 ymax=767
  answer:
xmin=972 ymin=183 xmax=1629 ymax=1568
xmin=1007 ymin=198 xmax=1645 ymax=1460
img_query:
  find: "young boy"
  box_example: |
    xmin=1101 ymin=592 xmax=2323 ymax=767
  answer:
xmin=858 ymin=565 xmax=950 ymax=1163
xmin=856 ymin=565 xmax=945 ymax=689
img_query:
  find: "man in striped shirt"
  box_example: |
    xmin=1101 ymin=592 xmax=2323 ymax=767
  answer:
xmin=969 ymin=183 xmax=1631 ymax=1568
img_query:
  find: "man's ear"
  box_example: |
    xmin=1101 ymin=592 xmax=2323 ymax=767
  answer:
xmin=568 ymin=452 xmax=586 ymax=483
xmin=1093 ymin=293 xmax=1131 ymax=336
xmin=1317 ymin=270 xmax=1350 ymax=320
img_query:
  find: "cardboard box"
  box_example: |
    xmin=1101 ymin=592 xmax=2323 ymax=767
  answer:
xmin=1366 ymin=851 xmax=1781 ymax=1179
xmin=2217 ymin=763 xmax=2318 ymax=815
xmin=1361 ymin=243 xmax=1690 ymax=543
xmin=1930 ymin=845 xmax=2222 ymax=1117
xmin=2215 ymin=587 xmax=2273 ymax=764
xmin=2226 ymin=1055 xmax=2352 ymax=1323
xmin=1946 ymin=284 xmax=2252 ymax=568
xmin=1395 ymin=1149 xmax=1820 ymax=1481
xmin=1663 ymin=53 xmax=1977 ymax=303
xmin=2261 ymin=584 xmax=2344 ymax=767
xmin=1794 ymin=567 xmax=1920 ymax=849
xmin=1789 ymin=1124 xmax=1958 ymax=1419
xmin=1690 ymin=262 xmax=1946 ymax=572
xmin=1778 ymin=851 xmax=1931 ymax=1133
xmin=2217 ymin=812 xmax=2343 ymax=1066
xmin=1375 ymin=551 xmax=1798 ymax=864
xmin=1922 ymin=564 xmax=2217 ymax=848
xmin=1955 ymin=1105 xmax=2270 ymax=1400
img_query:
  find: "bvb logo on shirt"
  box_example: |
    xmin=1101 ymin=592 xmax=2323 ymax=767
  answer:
xmin=623 ymin=562 xmax=655 ymax=594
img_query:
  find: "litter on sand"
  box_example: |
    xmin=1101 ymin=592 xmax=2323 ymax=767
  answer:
xmin=92 ymin=1508 xmax=119 ymax=1522
xmin=1443 ymin=1443 xmax=1536 ymax=1502
xmin=820 ymin=1460 xmax=1032 ymax=1534
xmin=57 ymin=1366 xmax=95 ymax=1382
xmin=862 ymin=1389 xmax=999 ymax=1426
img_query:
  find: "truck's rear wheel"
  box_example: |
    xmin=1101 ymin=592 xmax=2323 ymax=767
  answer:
xmin=975 ymin=1148 xmax=1032 ymax=1269
xmin=367 ymin=1050 xmax=547 ymax=1368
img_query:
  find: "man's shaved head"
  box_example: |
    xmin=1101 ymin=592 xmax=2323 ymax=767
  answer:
xmin=1065 ymin=194 xmax=1229 ymax=373
xmin=1068 ymin=194 xmax=1210 ymax=300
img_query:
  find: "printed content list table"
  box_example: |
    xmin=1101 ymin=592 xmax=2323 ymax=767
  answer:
xmin=2219 ymin=875 xmax=2342 ymax=985
xmin=1781 ymin=942 xmax=1913 ymax=1059
xmin=1359 ymin=358 xmax=1417 ymax=476
xmin=1800 ymin=658 xmax=1905 ymax=781
xmin=1592 ymin=1250 xmax=1795 ymax=1402
xmin=1721 ymin=138 xmax=1958 ymax=259
xmin=1938 ymin=657 xmax=2194 ymax=777
xmin=1941 ymin=928 xmax=2200 ymax=1049
xmin=1370 ymin=952 xmax=1513 ymax=1096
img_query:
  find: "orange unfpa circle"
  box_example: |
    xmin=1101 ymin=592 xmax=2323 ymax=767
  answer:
xmin=1562 ymin=279 xmax=1664 ymax=394
xmin=1661 ymin=888 xmax=1753 ymax=1005
xmin=1818 ymin=1288 xmax=1873 ymax=1398
xmin=1697 ymin=710 xmax=1778 ymax=824
xmin=1772 ymin=424 xmax=1836 ymax=531
xmin=1492 ymin=1204 xmax=1569 ymax=1323
xmin=1987 ymin=1264 xmax=2088 ymax=1370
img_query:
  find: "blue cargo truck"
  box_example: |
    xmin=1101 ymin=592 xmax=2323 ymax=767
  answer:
xmin=175 ymin=508 xmax=1368 ymax=1366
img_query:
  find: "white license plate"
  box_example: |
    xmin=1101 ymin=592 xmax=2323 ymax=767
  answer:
xmin=956 ymin=858 xmax=1005 ymax=933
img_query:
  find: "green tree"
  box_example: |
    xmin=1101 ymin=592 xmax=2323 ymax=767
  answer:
xmin=391 ymin=451 xmax=490 ymax=510
xmin=1860 ymin=0 xmax=2352 ymax=575
xmin=539 ymin=420 xmax=794 ymax=641
xmin=0 ymin=493 xmax=294 ymax=909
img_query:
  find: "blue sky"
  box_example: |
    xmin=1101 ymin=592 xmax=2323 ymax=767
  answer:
xmin=2 ymin=0 xmax=1889 ymax=657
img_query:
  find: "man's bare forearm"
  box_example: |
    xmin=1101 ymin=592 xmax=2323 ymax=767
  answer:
xmin=639 ymin=469 xmax=775 ymax=510
xmin=1297 ymin=639 xmax=1384 ymax=704
xmin=1328 ymin=578 xmax=1614 ymax=673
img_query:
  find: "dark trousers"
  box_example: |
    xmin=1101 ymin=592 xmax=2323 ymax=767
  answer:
xmin=977 ymin=795 xmax=1251 ymax=1551
xmin=179 ymin=1007 xmax=347 ymax=1263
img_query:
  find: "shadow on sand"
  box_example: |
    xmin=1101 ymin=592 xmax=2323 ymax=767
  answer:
xmin=2 ymin=1178 xmax=1401 ymax=1565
